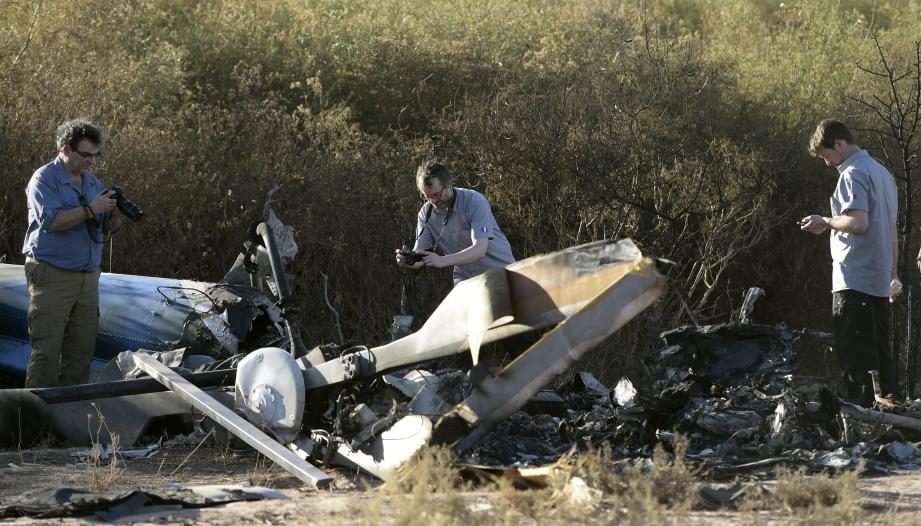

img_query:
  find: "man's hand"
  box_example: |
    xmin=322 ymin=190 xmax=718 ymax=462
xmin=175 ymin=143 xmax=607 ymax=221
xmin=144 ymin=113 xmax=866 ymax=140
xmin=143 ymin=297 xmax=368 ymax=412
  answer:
xmin=110 ymin=205 xmax=126 ymax=231
xmin=418 ymin=250 xmax=447 ymax=268
xmin=90 ymin=189 xmax=117 ymax=214
xmin=891 ymin=278 xmax=904 ymax=303
xmin=394 ymin=246 xmax=424 ymax=268
xmin=801 ymin=214 xmax=829 ymax=235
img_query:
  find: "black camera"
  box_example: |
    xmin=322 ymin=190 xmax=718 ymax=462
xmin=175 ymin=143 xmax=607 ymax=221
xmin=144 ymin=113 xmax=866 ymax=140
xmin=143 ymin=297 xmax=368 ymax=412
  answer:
xmin=400 ymin=250 xmax=424 ymax=265
xmin=108 ymin=186 xmax=143 ymax=222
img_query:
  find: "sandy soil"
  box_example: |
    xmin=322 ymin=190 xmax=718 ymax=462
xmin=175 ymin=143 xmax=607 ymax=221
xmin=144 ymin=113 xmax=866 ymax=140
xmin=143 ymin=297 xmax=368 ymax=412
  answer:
xmin=2 ymin=443 xmax=921 ymax=525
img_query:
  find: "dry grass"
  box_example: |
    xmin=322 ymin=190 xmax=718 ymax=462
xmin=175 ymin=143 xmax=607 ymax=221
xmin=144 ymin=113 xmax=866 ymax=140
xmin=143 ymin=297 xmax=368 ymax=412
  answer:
xmin=737 ymin=466 xmax=866 ymax=524
xmin=349 ymin=439 xmax=700 ymax=525
xmin=83 ymin=404 xmax=123 ymax=492
xmin=339 ymin=436 xmax=895 ymax=525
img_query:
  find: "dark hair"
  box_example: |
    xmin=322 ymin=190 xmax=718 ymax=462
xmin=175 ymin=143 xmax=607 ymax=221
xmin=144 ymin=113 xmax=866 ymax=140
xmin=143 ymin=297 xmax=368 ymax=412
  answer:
xmin=55 ymin=119 xmax=103 ymax=151
xmin=415 ymin=159 xmax=456 ymax=188
xmin=809 ymin=118 xmax=854 ymax=155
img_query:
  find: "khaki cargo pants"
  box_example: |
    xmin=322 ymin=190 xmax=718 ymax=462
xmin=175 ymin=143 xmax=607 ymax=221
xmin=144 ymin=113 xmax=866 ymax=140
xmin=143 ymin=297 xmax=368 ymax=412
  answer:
xmin=24 ymin=258 xmax=100 ymax=387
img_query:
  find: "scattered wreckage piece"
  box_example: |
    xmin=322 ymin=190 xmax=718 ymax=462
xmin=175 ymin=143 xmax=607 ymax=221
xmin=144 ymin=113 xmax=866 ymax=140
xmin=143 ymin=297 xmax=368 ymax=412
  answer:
xmin=0 ymin=387 xmax=195 ymax=448
xmin=838 ymin=400 xmax=921 ymax=433
xmin=0 ymin=268 xmax=224 ymax=378
xmin=131 ymin=352 xmax=333 ymax=490
xmin=0 ymin=485 xmax=287 ymax=521
xmin=289 ymin=415 xmax=434 ymax=481
xmin=301 ymin=239 xmax=663 ymax=389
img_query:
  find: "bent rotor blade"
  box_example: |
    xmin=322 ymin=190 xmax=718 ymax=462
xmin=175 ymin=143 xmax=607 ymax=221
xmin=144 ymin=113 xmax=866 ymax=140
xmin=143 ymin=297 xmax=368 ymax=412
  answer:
xmin=301 ymin=239 xmax=657 ymax=389
xmin=433 ymin=257 xmax=666 ymax=450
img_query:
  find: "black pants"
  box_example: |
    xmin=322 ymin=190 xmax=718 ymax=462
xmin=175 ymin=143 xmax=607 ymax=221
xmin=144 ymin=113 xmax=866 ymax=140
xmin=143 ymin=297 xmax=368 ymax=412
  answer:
xmin=832 ymin=289 xmax=896 ymax=405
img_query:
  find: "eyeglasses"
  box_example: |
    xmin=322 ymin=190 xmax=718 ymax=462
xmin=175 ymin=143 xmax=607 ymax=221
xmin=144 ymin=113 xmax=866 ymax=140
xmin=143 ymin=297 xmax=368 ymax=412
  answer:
xmin=420 ymin=187 xmax=445 ymax=201
xmin=72 ymin=149 xmax=103 ymax=160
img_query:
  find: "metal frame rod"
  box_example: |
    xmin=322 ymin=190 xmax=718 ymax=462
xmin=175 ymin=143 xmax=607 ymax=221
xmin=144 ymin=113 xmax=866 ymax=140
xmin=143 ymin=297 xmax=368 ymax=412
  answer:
xmin=132 ymin=353 xmax=332 ymax=489
xmin=31 ymin=368 xmax=237 ymax=404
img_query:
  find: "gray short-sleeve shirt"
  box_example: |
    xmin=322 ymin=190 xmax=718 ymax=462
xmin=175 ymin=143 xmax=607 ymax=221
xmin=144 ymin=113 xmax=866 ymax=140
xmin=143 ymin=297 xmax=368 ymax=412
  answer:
xmin=829 ymin=149 xmax=897 ymax=298
xmin=413 ymin=187 xmax=515 ymax=284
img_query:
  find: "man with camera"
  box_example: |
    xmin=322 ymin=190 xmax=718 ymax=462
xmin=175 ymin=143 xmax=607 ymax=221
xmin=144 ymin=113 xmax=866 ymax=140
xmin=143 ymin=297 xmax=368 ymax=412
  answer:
xmin=395 ymin=160 xmax=515 ymax=285
xmin=21 ymin=119 xmax=128 ymax=387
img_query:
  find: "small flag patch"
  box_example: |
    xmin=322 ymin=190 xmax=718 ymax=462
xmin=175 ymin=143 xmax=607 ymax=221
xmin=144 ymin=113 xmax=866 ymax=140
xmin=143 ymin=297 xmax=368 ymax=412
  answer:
xmin=480 ymin=226 xmax=488 ymax=233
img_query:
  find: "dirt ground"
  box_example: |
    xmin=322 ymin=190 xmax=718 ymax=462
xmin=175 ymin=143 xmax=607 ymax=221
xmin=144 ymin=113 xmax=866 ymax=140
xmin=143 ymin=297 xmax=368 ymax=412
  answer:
xmin=2 ymin=442 xmax=921 ymax=525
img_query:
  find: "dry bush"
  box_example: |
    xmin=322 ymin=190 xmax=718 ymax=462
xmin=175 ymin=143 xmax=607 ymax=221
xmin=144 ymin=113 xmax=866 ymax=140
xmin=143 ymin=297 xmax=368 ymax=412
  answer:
xmin=3 ymin=0 xmax=921 ymax=378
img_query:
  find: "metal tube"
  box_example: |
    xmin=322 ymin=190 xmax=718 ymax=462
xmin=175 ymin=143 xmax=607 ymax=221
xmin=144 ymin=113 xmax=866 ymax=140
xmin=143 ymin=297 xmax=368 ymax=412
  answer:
xmin=31 ymin=368 xmax=237 ymax=404
xmin=840 ymin=400 xmax=921 ymax=432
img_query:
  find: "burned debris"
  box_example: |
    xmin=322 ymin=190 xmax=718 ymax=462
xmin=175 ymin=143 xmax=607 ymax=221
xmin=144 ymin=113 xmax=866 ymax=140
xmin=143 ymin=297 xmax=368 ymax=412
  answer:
xmin=3 ymin=206 xmax=921 ymax=518
xmin=0 ymin=210 xmax=668 ymax=489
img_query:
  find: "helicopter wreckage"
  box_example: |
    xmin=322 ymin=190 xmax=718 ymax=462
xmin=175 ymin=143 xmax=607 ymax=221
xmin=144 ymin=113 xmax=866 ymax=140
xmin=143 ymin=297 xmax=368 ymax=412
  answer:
xmin=0 ymin=210 xmax=666 ymax=489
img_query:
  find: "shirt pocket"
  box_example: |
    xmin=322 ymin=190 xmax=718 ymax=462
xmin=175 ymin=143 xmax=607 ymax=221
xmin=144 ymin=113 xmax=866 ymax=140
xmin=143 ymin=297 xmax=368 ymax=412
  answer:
xmin=454 ymin=218 xmax=473 ymax=244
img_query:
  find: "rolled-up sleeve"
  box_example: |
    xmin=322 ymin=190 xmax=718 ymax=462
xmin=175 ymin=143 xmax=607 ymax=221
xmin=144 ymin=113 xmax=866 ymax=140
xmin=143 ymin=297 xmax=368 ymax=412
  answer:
xmin=27 ymin=173 xmax=63 ymax=232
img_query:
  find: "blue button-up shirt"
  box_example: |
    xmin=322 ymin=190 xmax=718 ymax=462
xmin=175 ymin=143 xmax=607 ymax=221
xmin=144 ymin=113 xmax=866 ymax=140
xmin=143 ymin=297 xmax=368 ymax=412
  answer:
xmin=22 ymin=157 xmax=107 ymax=272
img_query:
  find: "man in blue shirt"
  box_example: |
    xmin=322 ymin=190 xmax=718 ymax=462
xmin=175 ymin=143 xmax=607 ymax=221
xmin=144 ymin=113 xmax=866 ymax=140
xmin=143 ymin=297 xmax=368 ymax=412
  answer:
xmin=22 ymin=119 xmax=125 ymax=387
xmin=802 ymin=118 xmax=901 ymax=405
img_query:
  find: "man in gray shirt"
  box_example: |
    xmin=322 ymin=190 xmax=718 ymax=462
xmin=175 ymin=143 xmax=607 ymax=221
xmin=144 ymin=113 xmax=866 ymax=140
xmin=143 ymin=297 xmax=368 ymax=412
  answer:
xmin=802 ymin=118 xmax=901 ymax=405
xmin=396 ymin=160 xmax=515 ymax=285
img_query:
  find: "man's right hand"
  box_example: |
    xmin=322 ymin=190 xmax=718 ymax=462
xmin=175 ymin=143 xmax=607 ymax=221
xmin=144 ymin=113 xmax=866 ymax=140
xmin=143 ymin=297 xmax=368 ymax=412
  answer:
xmin=801 ymin=214 xmax=829 ymax=235
xmin=395 ymin=246 xmax=424 ymax=268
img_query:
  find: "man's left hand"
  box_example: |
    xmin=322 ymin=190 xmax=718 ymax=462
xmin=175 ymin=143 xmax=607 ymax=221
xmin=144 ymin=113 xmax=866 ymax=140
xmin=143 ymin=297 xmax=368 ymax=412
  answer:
xmin=419 ymin=251 xmax=447 ymax=268
xmin=891 ymin=278 xmax=904 ymax=303
xmin=110 ymin=207 xmax=126 ymax=230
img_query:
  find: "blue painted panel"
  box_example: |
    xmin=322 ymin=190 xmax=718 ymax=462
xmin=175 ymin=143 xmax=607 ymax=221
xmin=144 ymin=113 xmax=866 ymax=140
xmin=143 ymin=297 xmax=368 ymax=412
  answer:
xmin=0 ymin=264 xmax=216 ymax=378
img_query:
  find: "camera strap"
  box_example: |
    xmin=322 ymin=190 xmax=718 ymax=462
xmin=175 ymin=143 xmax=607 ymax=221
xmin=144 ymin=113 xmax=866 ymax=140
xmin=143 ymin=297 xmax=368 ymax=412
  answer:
xmin=413 ymin=188 xmax=457 ymax=253
xmin=428 ymin=190 xmax=457 ymax=254
xmin=80 ymin=193 xmax=109 ymax=244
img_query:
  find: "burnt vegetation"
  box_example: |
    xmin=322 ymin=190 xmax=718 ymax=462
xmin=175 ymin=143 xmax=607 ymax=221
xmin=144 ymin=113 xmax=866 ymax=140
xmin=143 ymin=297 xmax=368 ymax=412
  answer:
xmin=2 ymin=0 xmax=921 ymax=387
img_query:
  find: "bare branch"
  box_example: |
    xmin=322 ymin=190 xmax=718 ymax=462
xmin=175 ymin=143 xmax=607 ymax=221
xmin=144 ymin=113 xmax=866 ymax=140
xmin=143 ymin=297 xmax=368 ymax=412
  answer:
xmin=12 ymin=1 xmax=42 ymax=66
